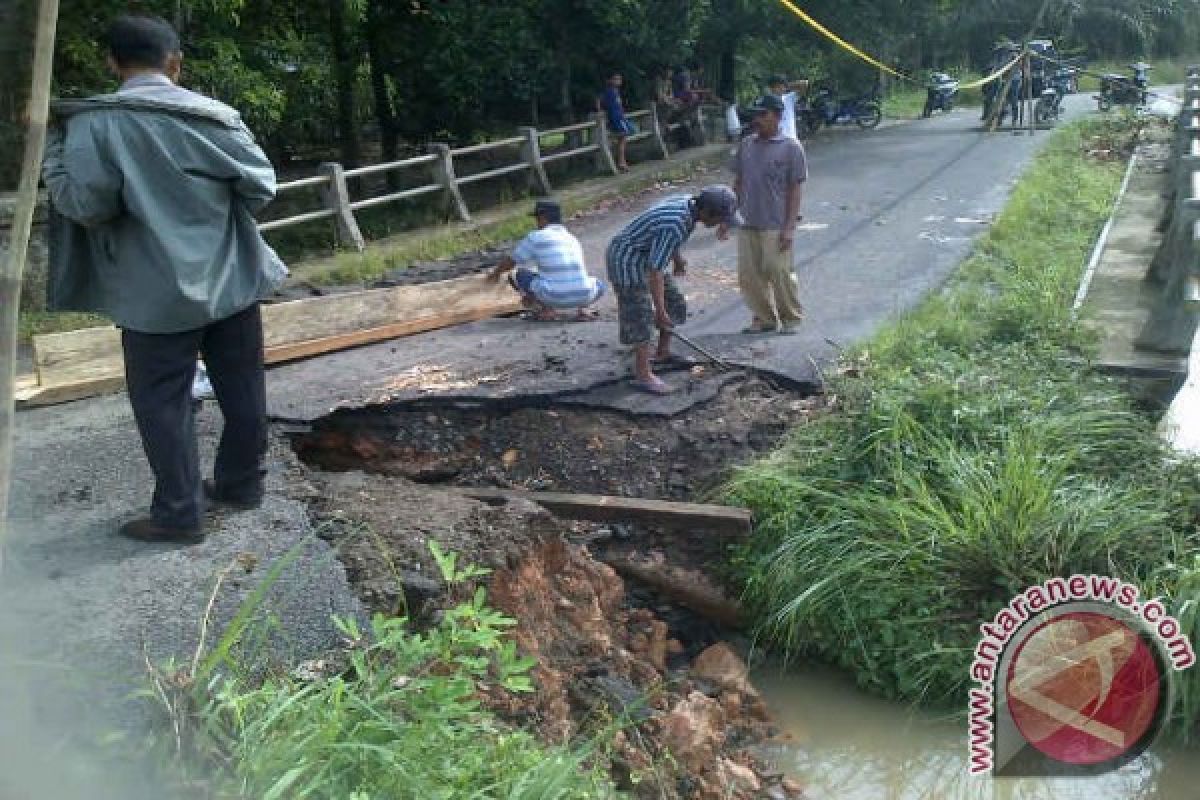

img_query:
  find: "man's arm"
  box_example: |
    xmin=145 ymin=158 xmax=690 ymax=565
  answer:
xmin=41 ymin=122 xmax=123 ymax=227
xmin=488 ymin=255 xmax=516 ymax=282
xmin=647 ymin=270 xmax=672 ymax=330
xmin=220 ymin=122 xmax=277 ymax=214
xmin=780 ymin=181 xmax=802 ymax=251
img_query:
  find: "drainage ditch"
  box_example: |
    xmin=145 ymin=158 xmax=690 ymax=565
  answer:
xmin=286 ymin=375 xmax=823 ymax=798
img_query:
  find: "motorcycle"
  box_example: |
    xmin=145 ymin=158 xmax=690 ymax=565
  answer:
xmin=922 ymin=72 xmax=959 ymax=118
xmin=1034 ymin=68 xmax=1074 ymax=123
xmin=801 ymin=86 xmax=883 ymax=134
xmin=1096 ymin=62 xmax=1150 ymax=111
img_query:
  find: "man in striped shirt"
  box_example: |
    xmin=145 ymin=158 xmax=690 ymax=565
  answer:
xmin=607 ymin=185 xmax=739 ymax=394
xmin=489 ymin=200 xmax=606 ymax=321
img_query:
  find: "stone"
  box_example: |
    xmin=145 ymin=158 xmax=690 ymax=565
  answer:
xmin=782 ymin=776 xmax=806 ymax=796
xmin=659 ymin=691 xmax=725 ymax=771
xmin=718 ymin=758 xmax=761 ymax=793
xmin=692 ymin=642 xmax=757 ymax=696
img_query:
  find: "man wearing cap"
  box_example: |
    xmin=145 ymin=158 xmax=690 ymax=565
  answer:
xmin=606 ymin=186 xmax=738 ymax=394
xmin=488 ymin=200 xmax=606 ymax=321
xmin=732 ymin=94 xmax=807 ymax=334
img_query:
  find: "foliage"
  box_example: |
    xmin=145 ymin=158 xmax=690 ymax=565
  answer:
xmin=726 ymin=117 xmax=1200 ymax=737
xmin=147 ymin=543 xmax=619 ymax=799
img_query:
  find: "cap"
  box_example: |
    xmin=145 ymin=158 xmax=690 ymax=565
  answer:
xmin=750 ymin=94 xmax=786 ymax=114
xmin=531 ymin=199 xmax=562 ymax=223
xmin=695 ymin=184 xmax=741 ymax=226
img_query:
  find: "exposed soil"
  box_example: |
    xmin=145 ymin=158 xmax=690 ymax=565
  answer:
xmin=287 ymin=374 xmax=822 ymax=797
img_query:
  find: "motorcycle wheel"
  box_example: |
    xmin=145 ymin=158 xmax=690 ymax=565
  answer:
xmin=1098 ymin=96 xmax=1112 ymax=112
xmin=856 ymin=104 xmax=883 ymax=129
xmin=1034 ymin=101 xmax=1052 ymax=124
xmin=922 ymin=100 xmax=933 ymax=119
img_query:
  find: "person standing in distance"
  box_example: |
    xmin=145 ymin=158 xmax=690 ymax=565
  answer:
xmin=42 ymin=15 xmax=286 ymax=543
xmin=732 ymin=94 xmax=807 ymax=334
xmin=767 ymin=75 xmax=807 ymax=141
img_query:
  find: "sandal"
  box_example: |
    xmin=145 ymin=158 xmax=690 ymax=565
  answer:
xmin=631 ymin=376 xmax=675 ymax=395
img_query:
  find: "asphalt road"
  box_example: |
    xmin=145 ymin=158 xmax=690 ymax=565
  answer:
xmin=266 ymin=94 xmax=1092 ymax=420
xmin=0 ymin=94 xmax=1093 ymax=799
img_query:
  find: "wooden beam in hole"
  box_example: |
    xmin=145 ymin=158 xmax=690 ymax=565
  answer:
xmin=459 ymin=488 xmax=753 ymax=536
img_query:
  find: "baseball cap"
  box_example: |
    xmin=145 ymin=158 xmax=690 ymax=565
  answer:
xmin=750 ymin=94 xmax=786 ymax=114
xmin=695 ymin=184 xmax=741 ymax=226
xmin=531 ymin=199 xmax=562 ymax=223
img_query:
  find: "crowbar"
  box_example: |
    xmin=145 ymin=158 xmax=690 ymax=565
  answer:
xmin=670 ymin=330 xmax=735 ymax=370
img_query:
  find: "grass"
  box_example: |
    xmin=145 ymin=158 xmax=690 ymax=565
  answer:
xmin=18 ymin=309 xmax=109 ymax=342
xmin=142 ymin=542 xmax=622 ymax=799
xmin=725 ymin=115 xmax=1200 ymax=737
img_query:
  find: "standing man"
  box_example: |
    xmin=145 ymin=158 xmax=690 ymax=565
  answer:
xmin=600 ymin=71 xmax=634 ymax=172
xmin=606 ymin=186 xmax=738 ymax=394
xmin=767 ymin=75 xmax=808 ymax=141
xmin=732 ymin=94 xmax=807 ymax=334
xmin=42 ymin=15 xmax=286 ymax=543
xmin=488 ymin=200 xmax=606 ymax=321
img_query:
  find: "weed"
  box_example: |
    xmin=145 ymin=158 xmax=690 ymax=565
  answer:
xmin=727 ymin=116 xmax=1200 ymax=737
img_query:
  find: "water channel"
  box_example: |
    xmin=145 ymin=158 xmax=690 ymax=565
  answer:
xmin=753 ymin=665 xmax=1199 ymax=800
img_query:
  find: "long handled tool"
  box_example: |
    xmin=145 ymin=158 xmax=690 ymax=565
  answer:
xmin=670 ymin=329 xmax=735 ymax=371
xmin=1 ymin=0 xmax=61 ymax=573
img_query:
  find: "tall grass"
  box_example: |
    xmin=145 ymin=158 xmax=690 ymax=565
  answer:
xmin=727 ymin=116 xmax=1200 ymax=735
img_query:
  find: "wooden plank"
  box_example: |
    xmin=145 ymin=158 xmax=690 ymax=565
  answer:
xmin=16 ymin=375 xmax=126 ymax=408
xmin=20 ymin=273 xmax=520 ymax=408
xmin=459 ymin=488 xmax=753 ymax=536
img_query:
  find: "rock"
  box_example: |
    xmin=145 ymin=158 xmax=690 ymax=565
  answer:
xmin=659 ymin=691 xmax=725 ymax=771
xmin=718 ymin=758 xmax=761 ymax=794
xmin=782 ymin=776 xmax=806 ymax=796
xmin=691 ymin=642 xmax=757 ymax=697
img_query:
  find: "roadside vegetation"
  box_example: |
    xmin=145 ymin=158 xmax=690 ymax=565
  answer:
xmin=882 ymin=72 xmax=985 ymax=120
xmin=144 ymin=543 xmax=620 ymax=799
xmin=727 ymin=114 xmax=1200 ymax=737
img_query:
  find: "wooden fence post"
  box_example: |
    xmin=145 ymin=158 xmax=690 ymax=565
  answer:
xmin=592 ymin=112 xmax=619 ymax=176
xmin=649 ymin=104 xmax=671 ymax=160
xmin=428 ymin=143 xmax=470 ymax=222
xmin=518 ymin=126 xmax=553 ymax=196
xmin=317 ymin=162 xmax=365 ymax=252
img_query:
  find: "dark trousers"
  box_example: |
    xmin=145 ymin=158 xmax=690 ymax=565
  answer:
xmin=121 ymin=304 xmax=267 ymax=529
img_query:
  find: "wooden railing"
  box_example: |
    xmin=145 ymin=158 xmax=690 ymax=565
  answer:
xmin=257 ymin=104 xmax=702 ymax=251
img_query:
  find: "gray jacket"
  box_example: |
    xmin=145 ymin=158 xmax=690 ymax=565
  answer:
xmin=42 ymin=74 xmax=287 ymax=333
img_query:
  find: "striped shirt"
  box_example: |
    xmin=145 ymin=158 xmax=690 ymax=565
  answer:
xmin=606 ymin=195 xmax=696 ymax=289
xmin=511 ymin=224 xmax=600 ymax=307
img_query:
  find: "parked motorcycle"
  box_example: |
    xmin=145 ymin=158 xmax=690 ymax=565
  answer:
xmin=1096 ymin=62 xmax=1150 ymax=111
xmin=922 ymin=72 xmax=959 ymax=118
xmin=801 ymin=86 xmax=883 ymax=134
xmin=1034 ymin=68 xmax=1074 ymax=123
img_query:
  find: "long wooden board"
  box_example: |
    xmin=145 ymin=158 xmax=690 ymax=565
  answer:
xmin=459 ymin=488 xmax=753 ymax=536
xmin=17 ymin=273 xmax=521 ymax=408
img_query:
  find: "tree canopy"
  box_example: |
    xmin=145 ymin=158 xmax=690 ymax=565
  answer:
xmin=3 ymin=0 xmax=1200 ymax=184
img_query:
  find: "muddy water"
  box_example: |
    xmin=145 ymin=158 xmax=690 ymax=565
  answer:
xmin=753 ymin=665 xmax=1199 ymax=800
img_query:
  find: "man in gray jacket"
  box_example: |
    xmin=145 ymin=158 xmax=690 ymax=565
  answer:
xmin=42 ymin=15 xmax=286 ymax=543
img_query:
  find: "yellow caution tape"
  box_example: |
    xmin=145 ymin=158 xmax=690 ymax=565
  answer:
xmin=957 ymin=52 xmax=1026 ymax=90
xmin=777 ymin=0 xmax=915 ymax=82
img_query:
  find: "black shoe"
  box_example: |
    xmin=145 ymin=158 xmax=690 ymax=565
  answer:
xmin=119 ymin=517 xmax=205 ymax=544
xmin=203 ymin=480 xmax=264 ymax=512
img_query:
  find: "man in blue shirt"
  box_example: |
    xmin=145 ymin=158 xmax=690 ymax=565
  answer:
xmin=600 ymin=72 xmax=634 ymax=171
xmin=488 ymin=200 xmax=606 ymax=321
xmin=607 ymin=185 xmax=739 ymax=394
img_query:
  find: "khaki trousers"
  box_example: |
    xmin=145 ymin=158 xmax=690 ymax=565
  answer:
xmin=737 ymin=228 xmax=804 ymax=326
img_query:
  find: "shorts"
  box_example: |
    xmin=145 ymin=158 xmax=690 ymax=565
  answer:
xmin=609 ymin=118 xmax=637 ymax=137
xmin=510 ymin=268 xmax=607 ymax=309
xmin=615 ymin=275 xmax=687 ymax=346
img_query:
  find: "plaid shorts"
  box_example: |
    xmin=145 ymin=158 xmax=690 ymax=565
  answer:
xmin=615 ymin=274 xmax=687 ymax=346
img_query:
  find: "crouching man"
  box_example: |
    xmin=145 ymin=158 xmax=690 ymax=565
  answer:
xmin=606 ymin=185 xmax=739 ymax=394
xmin=489 ymin=200 xmax=606 ymax=321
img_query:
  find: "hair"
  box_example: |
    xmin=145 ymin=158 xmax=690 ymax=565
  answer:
xmin=105 ymin=14 xmax=180 ymax=69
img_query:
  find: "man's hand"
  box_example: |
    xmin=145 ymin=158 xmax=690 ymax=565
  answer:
xmin=486 ymin=268 xmax=504 ymax=283
xmin=778 ymin=230 xmax=795 ymax=252
xmin=655 ymin=307 xmax=675 ymax=331
xmin=673 ymin=256 xmax=688 ymax=277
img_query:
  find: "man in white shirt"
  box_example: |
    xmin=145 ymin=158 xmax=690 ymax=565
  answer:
xmin=489 ymin=200 xmax=606 ymax=321
xmin=768 ymin=75 xmax=808 ymax=141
